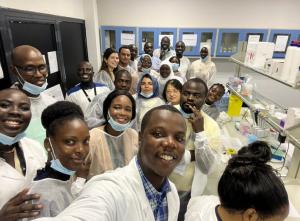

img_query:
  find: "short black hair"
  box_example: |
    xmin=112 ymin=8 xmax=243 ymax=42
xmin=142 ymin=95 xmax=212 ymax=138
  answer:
xmin=119 ymin=45 xmax=131 ymax=53
xmin=114 ymin=69 xmax=131 ymax=81
xmin=162 ymin=79 xmax=183 ymax=102
xmin=140 ymin=105 xmax=183 ymax=133
xmin=41 ymin=101 xmax=84 ymax=137
xmin=218 ymin=141 xmax=289 ymax=219
xmin=183 ymin=78 xmax=208 ymax=96
xmin=210 ymin=83 xmax=225 ymax=94
xmin=103 ymin=89 xmax=136 ymax=122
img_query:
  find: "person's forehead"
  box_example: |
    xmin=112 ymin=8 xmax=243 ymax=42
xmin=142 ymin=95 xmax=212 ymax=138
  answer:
xmin=16 ymin=50 xmax=44 ymax=64
xmin=161 ymin=64 xmax=170 ymax=69
xmin=201 ymin=47 xmax=208 ymax=52
xmin=143 ymin=56 xmax=151 ymax=61
xmin=145 ymin=43 xmax=153 ymax=48
xmin=0 ymin=90 xmax=29 ymax=102
xmin=162 ymin=37 xmax=170 ymax=43
xmin=79 ymin=62 xmax=92 ymax=68
xmin=118 ymin=73 xmax=131 ymax=80
xmin=183 ymin=81 xmax=204 ymax=92
xmin=145 ymin=109 xmax=185 ymax=131
xmin=176 ymin=42 xmax=184 ymax=47
xmin=120 ymin=48 xmax=130 ymax=54
xmin=142 ymin=77 xmax=152 ymax=82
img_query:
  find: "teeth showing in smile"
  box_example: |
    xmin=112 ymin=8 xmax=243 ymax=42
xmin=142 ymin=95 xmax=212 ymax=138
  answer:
xmin=5 ymin=120 xmax=21 ymax=127
xmin=160 ymin=154 xmax=174 ymax=161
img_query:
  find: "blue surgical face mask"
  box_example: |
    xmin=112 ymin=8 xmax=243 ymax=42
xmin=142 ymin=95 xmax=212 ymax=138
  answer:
xmin=140 ymin=91 xmax=153 ymax=98
xmin=48 ymin=138 xmax=76 ymax=176
xmin=142 ymin=67 xmax=151 ymax=74
xmin=15 ymin=67 xmax=48 ymax=95
xmin=172 ymin=63 xmax=180 ymax=72
xmin=202 ymin=56 xmax=208 ymax=62
xmin=108 ymin=112 xmax=132 ymax=132
xmin=22 ymin=81 xmax=48 ymax=95
xmin=0 ymin=132 xmax=26 ymax=145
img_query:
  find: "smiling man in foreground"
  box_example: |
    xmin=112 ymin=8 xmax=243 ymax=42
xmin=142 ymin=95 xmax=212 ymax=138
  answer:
xmin=36 ymin=105 xmax=186 ymax=221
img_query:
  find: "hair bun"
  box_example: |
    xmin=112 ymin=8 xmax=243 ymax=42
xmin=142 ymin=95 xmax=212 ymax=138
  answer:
xmin=41 ymin=101 xmax=83 ymax=130
xmin=229 ymin=141 xmax=272 ymax=167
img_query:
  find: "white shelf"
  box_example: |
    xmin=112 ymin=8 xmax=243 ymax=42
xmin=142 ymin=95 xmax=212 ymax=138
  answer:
xmin=230 ymin=57 xmax=300 ymax=88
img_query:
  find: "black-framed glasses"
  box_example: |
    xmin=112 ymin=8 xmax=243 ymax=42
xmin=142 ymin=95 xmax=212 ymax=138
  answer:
xmin=15 ymin=64 xmax=48 ymax=75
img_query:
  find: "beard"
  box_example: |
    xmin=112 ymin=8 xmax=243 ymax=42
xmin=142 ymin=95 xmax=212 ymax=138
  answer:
xmin=180 ymin=102 xmax=193 ymax=114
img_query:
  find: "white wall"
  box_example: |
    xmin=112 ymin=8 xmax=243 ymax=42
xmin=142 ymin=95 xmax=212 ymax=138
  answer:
xmin=0 ymin=0 xmax=102 ymax=70
xmin=0 ymin=0 xmax=85 ymax=19
xmin=98 ymin=0 xmax=300 ymax=29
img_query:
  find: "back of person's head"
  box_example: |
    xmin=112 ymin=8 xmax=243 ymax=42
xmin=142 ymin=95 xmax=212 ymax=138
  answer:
xmin=100 ymin=48 xmax=117 ymax=71
xmin=140 ymin=104 xmax=183 ymax=133
xmin=218 ymin=141 xmax=289 ymax=219
xmin=162 ymin=79 xmax=183 ymax=102
xmin=42 ymin=101 xmax=84 ymax=137
xmin=102 ymin=89 xmax=136 ymax=122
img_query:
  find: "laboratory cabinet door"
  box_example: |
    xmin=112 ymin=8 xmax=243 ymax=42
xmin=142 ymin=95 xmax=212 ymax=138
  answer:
xmin=269 ymin=29 xmax=300 ymax=58
xmin=179 ymin=28 xmax=217 ymax=57
xmin=138 ymin=28 xmax=177 ymax=55
xmin=9 ymin=20 xmax=61 ymax=89
xmin=101 ymin=26 xmax=136 ymax=53
xmin=60 ymin=21 xmax=88 ymax=90
xmin=138 ymin=27 xmax=157 ymax=55
xmin=216 ymin=28 xmax=268 ymax=57
xmin=0 ymin=32 xmax=11 ymax=89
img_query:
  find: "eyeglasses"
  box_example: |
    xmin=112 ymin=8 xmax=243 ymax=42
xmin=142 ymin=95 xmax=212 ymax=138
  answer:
xmin=15 ymin=65 xmax=48 ymax=75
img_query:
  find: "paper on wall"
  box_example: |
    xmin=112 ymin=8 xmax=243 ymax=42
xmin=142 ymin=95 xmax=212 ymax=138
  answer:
xmin=182 ymin=34 xmax=197 ymax=46
xmin=274 ymin=35 xmax=289 ymax=52
xmin=121 ymin=33 xmax=135 ymax=45
xmin=159 ymin=35 xmax=174 ymax=47
xmin=0 ymin=61 xmax=3 ymax=79
xmin=43 ymin=84 xmax=64 ymax=101
xmin=248 ymin=35 xmax=260 ymax=43
xmin=47 ymin=51 xmax=58 ymax=74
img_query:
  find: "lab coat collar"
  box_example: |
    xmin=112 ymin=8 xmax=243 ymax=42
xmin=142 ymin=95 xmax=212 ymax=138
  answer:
xmin=127 ymin=157 xmax=179 ymax=221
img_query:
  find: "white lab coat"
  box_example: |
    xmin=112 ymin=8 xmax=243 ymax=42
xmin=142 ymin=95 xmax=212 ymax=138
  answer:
xmin=185 ymin=195 xmax=219 ymax=221
xmin=35 ymin=157 xmax=180 ymax=221
xmin=0 ymin=137 xmax=47 ymax=209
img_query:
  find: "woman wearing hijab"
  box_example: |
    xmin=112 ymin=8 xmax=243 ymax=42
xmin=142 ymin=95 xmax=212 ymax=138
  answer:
xmin=187 ymin=46 xmax=217 ymax=87
xmin=135 ymin=74 xmax=164 ymax=131
xmin=138 ymin=54 xmax=159 ymax=79
xmin=0 ymin=88 xmax=47 ymax=220
xmin=157 ymin=62 xmax=175 ymax=96
xmin=88 ymin=90 xmax=138 ymax=178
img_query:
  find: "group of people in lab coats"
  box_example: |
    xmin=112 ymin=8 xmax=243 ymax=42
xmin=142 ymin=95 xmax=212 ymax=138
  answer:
xmin=0 ymin=40 xmax=290 ymax=221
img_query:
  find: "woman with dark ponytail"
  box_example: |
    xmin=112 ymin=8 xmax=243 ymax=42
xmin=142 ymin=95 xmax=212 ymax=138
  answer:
xmin=185 ymin=141 xmax=289 ymax=221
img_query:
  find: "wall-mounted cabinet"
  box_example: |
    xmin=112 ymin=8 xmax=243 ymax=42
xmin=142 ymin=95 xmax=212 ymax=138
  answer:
xmin=178 ymin=28 xmax=217 ymax=56
xmin=138 ymin=28 xmax=177 ymax=55
xmin=101 ymin=26 xmax=136 ymax=53
xmin=216 ymin=29 xmax=268 ymax=57
xmin=269 ymin=29 xmax=300 ymax=58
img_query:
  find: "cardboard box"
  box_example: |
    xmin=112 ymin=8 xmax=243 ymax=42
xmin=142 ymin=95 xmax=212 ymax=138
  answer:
xmin=245 ymin=42 xmax=275 ymax=68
